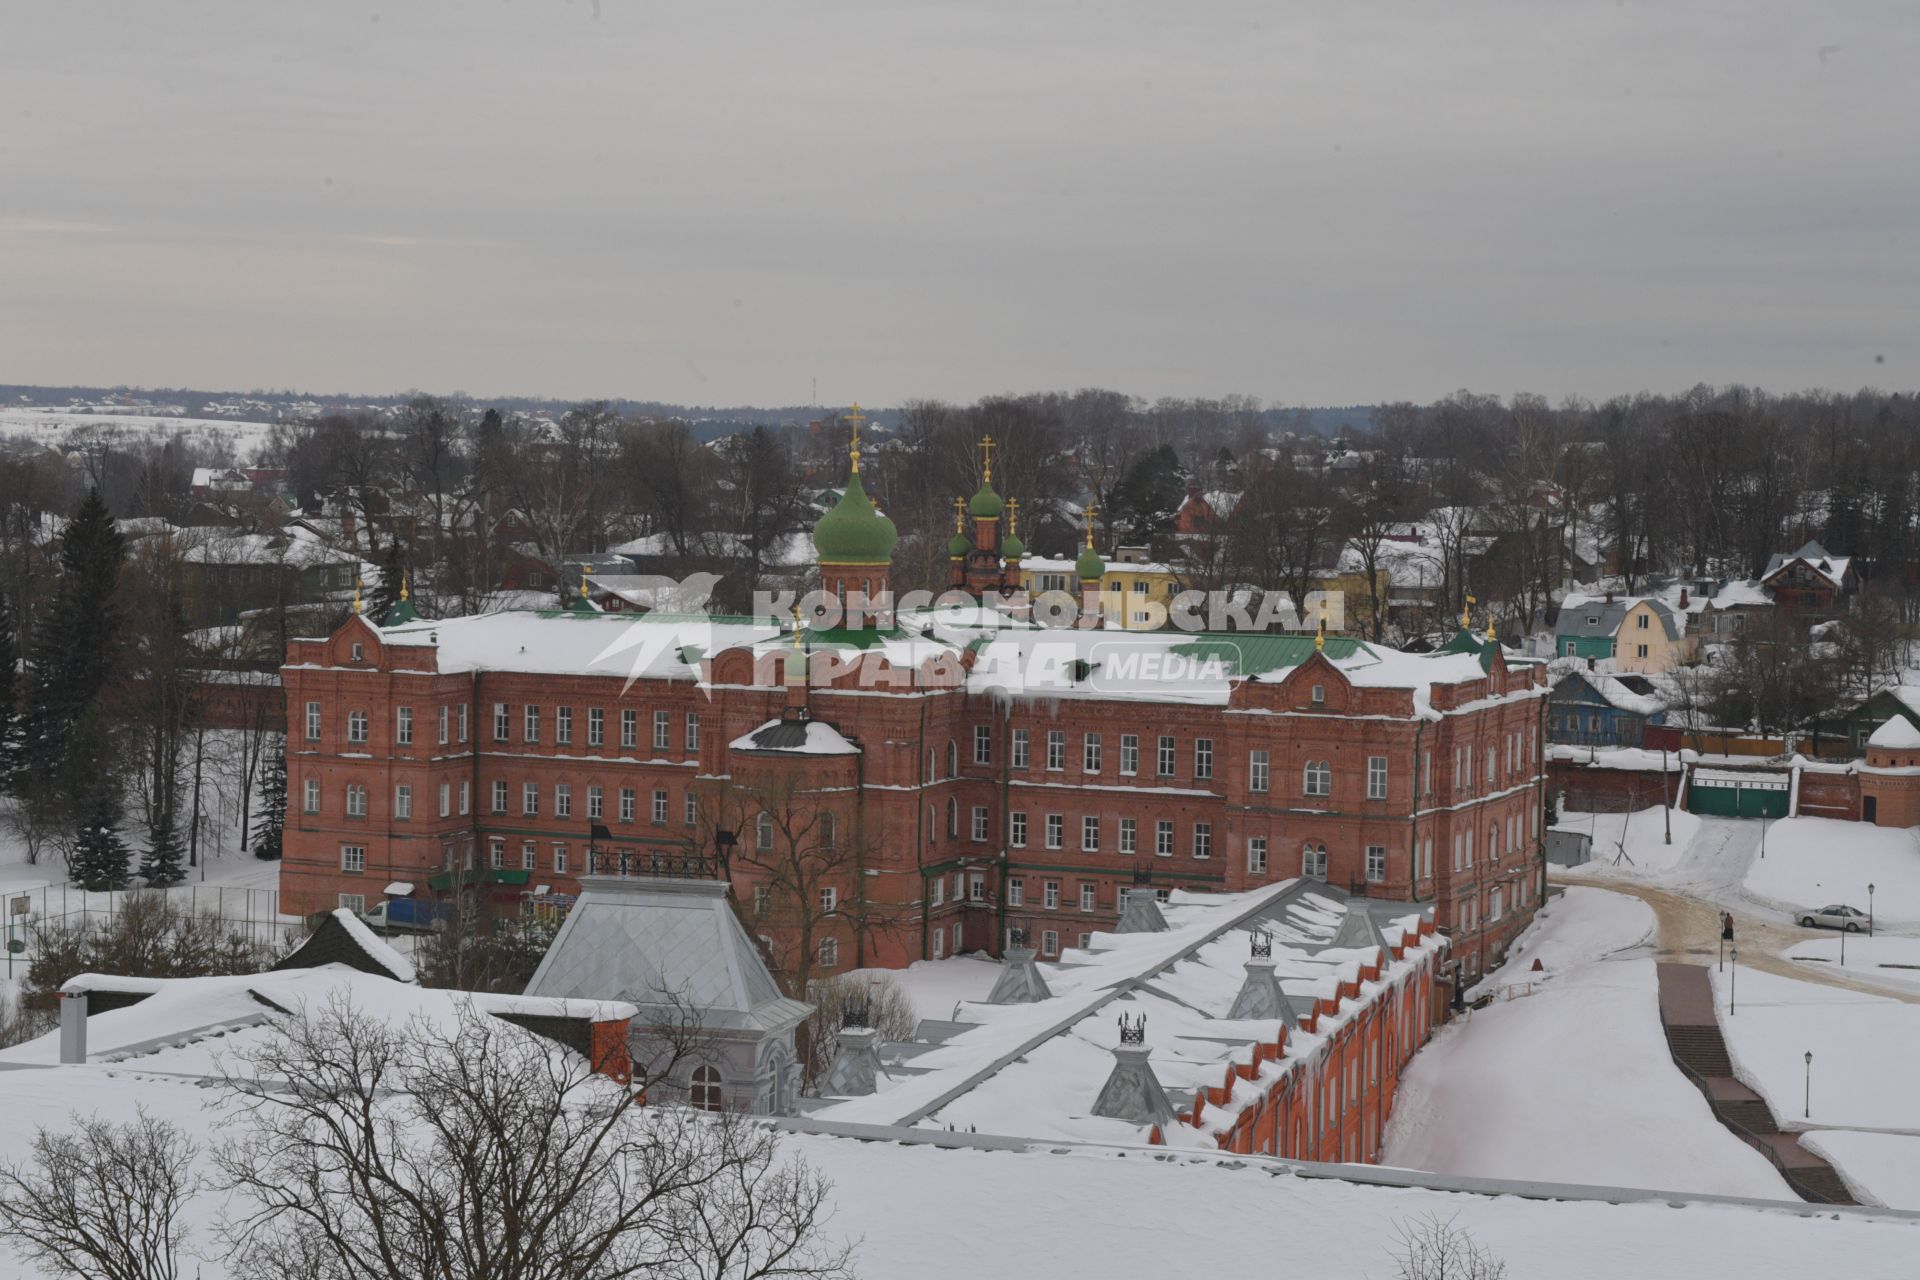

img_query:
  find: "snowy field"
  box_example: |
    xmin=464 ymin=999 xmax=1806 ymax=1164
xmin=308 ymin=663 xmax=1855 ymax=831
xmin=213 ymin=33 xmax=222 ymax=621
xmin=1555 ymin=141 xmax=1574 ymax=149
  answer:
xmin=1710 ymin=965 xmax=1920 ymax=1208
xmin=1555 ymin=804 xmax=1704 ymax=879
xmin=1559 ymin=808 xmax=1920 ymax=931
xmin=1786 ymin=935 xmax=1920 ymax=991
xmin=1383 ymin=886 xmax=1790 ymax=1197
xmin=1712 ymin=966 xmax=1920 ymax=1132
xmin=1743 ymin=818 xmax=1920 ymax=928
xmin=0 ymin=406 xmax=280 ymax=461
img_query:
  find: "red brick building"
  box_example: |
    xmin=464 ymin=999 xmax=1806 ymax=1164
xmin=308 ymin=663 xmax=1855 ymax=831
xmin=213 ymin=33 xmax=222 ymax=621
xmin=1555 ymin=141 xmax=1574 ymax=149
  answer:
xmin=280 ymin=443 xmax=1550 ymax=985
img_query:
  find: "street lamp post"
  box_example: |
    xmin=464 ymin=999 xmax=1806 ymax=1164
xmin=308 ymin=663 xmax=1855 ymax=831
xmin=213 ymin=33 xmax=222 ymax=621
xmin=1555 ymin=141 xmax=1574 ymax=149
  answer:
xmin=1760 ymin=813 xmax=1767 ymax=859
xmin=1841 ymin=920 xmax=1847 ymax=967
xmin=1870 ymin=883 xmax=1876 ymax=938
xmin=1730 ymin=946 xmax=1738 ymax=1016
xmin=1804 ymin=1050 xmax=1813 ymax=1120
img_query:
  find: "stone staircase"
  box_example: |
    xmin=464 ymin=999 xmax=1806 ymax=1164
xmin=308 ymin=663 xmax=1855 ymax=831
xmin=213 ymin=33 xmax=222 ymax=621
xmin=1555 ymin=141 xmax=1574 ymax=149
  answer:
xmin=1656 ymin=963 xmax=1858 ymax=1206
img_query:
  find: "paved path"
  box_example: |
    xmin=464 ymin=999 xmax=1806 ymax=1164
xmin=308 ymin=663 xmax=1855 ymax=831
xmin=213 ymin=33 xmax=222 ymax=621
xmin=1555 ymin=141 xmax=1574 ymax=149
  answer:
xmin=1655 ymin=963 xmax=1856 ymax=1202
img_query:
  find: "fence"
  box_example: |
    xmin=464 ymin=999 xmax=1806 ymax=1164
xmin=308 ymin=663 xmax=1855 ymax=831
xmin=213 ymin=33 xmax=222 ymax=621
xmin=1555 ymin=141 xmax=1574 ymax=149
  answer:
xmin=3 ymin=882 xmax=296 ymax=981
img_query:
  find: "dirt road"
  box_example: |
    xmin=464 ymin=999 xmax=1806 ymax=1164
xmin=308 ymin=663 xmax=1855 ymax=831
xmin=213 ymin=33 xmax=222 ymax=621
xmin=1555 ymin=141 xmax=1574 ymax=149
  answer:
xmin=1554 ymin=870 xmax=1920 ymax=1003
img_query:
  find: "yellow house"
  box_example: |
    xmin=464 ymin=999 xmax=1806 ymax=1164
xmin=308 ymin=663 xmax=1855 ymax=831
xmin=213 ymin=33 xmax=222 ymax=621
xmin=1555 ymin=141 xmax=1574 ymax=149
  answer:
xmin=1018 ymin=546 xmax=1185 ymax=630
xmin=1309 ymin=566 xmax=1392 ymax=637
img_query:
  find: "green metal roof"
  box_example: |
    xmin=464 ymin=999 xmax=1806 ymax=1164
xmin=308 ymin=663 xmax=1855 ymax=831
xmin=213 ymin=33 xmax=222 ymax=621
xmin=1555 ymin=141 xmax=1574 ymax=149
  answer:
xmin=1170 ymin=633 xmax=1366 ymax=677
xmin=812 ymin=470 xmax=899 ymax=565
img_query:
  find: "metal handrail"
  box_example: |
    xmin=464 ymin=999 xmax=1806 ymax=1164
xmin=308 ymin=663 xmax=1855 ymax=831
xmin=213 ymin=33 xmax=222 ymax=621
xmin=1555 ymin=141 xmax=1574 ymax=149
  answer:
xmin=1662 ymin=1030 xmax=1846 ymax=1204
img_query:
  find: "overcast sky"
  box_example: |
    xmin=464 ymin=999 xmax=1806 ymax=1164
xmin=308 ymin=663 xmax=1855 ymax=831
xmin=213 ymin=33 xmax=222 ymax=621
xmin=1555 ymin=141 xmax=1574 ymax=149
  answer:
xmin=0 ymin=1 xmax=1912 ymax=409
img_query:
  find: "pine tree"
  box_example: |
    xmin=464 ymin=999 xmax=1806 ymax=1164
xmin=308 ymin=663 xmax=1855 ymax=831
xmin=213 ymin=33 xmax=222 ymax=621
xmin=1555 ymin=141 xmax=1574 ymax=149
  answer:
xmin=252 ymin=736 xmax=286 ymax=861
xmin=139 ymin=806 xmax=188 ymax=887
xmin=69 ymin=781 xmax=132 ymax=892
xmin=366 ymin=539 xmax=408 ymax=624
xmin=21 ymin=488 xmax=126 ymax=793
xmin=0 ymin=593 xmax=19 ymax=790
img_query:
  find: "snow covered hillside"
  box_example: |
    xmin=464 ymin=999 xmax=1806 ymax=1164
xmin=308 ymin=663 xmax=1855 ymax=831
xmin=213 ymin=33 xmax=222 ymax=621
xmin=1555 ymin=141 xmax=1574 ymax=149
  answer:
xmin=1383 ymin=886 xmax=1790 ymax=1196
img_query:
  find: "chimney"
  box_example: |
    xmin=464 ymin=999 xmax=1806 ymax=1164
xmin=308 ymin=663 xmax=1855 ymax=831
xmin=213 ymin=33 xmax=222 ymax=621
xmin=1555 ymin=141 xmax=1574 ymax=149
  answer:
xmin=1227 ymin=930 xmax=1303 ymax=1025
xmin=820 ymin=1001 xmax=883 ymax=1097
xmin=987 ymin=929 xmax=1053 ymax=1004
xmin=1604 ymin=589 xmax=1614 ymax=604
xmin=1115 ymin=886 xmax=1169 ymax=934
xmin=1090 ymin=1014 xmax=1177 ymax=1126
xmin=1679 ymin=587 xmax=1690 ymax=609
xmin=58 ymin=989 xmax=88 ymax=1064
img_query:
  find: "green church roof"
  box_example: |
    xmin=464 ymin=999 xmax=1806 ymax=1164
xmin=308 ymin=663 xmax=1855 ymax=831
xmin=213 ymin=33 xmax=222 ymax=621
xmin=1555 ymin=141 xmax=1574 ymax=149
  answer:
xmin=1075 ymin=545 xmax=1106 ymax=580
xmin=1001 ymin=531 xmax=1026 ymax=559
xmin=812 ymin=471 xmax=898 ymax=566
xmin=968 ymin=480 xmax=1005 ymax=519
xmin=947 ymin=531 xmax=972 ymax=558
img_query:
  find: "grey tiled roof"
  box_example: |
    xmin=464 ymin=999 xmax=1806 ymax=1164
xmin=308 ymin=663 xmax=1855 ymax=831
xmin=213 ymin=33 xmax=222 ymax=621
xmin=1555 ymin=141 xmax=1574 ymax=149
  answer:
xmin=525 ymin=875 xmax=810 ymax=1036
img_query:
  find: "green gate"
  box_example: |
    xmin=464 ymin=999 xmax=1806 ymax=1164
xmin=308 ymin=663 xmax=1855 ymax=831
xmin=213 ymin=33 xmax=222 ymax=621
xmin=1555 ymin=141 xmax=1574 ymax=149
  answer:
xmin=1688 ymin=769 xmax=1789 ymax=818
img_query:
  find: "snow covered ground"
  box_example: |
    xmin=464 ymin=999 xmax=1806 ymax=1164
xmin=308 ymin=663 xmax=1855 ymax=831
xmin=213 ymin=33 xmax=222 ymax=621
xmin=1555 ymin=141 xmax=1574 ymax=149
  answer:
xmin=0 ymin=406 xmax=279 ymax=459
xmin=845 ymin=954 xmax=1001 ymax=1021
xmin=1558 ymin=808 xmax=1920 ymax=933
xmin=1801 ymin=1131 xmax=1920 ymax=1212
xmin=1787 ymin=935 xmax=1920 ymax=991
xmin=1712 ymin=966 xmax=1920 ymax=1132
xmin=1383 ymin=886 xmax=1790 ymax=1197
xmin=1743 ymin=818 xmax=1920 ymax=928
xmin=1710 ymin=965 xmax=1920 ymax=1208
xmin=1556 ymin=805 xmax=1704 ymax=880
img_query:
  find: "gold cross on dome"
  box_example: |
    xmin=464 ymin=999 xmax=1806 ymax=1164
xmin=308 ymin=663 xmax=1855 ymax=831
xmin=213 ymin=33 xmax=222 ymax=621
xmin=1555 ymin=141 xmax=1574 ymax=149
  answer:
xmin=953 ymin=496 xmax=967 ymax=532
xmin=1007 ymin=496 xmax=1019 ymax=535
xmin=847 ymin=403 xmax=865 ymax=473
xmin=1084 ymin=503 xmax=1098 ymax=548
xmin=980 ymin=435 xmax=996 ymax=483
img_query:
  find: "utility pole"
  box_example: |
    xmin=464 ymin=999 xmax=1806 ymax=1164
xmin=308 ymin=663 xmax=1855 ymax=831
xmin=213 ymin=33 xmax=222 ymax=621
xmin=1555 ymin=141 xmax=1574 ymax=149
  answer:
xmin=1662 ymin=744 xmax=1672 ymax=844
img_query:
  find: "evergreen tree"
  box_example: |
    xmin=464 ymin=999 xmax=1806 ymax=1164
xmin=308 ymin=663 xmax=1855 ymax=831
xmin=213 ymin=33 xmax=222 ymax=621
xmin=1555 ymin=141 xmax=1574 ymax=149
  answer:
xmin=138 ymin=805 xmax=188 ymax=887
xmin=252 ymin=737 xmax=286 ymax=861
xmin=69 ymin=780 xmax=132 ymax=892
xmin=21 ymin=488 xmax=126 ymax=793
xmin=366 ymin=539 xmax=408 ymax=624
xmin=0 ymin=593 xmax=19 ymax=789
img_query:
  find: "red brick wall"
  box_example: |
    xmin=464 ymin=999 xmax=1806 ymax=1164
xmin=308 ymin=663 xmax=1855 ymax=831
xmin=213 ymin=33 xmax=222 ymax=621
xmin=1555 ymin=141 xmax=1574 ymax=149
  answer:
xmin=1797 ymin=769 xmax=1860 ymax=821
xmin=281 ymin=618 xmax=1548 ymax=983
xmin=1548 ymin=759 xmax=1682 ymax=812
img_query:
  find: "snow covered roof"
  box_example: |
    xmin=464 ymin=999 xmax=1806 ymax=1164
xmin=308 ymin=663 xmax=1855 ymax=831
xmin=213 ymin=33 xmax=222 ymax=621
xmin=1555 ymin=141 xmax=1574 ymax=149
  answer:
xmin=1761 ymin=540 xmax=1852 ymax=590
xmin=729 ymin=715 xmax=861 ymax=755
xmin=1869 ymin=716 xmax=1920 ymax=749
xmin=804 ymin=881 xmax=1439 ymax=1146
xmin=1556 ymin=596 xmax=1679 ymax=642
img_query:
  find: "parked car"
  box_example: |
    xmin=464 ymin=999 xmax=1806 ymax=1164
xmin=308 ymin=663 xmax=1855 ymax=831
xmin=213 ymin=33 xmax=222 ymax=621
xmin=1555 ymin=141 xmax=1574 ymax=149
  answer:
xmin=1798 ymin=904 xmax=1867 ymax=932
xmin=360 ymin=898 xmax=448 ymax=934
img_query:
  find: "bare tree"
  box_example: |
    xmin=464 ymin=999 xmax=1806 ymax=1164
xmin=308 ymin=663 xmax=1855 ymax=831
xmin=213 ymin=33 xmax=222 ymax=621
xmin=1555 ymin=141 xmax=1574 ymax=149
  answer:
xmin=1388 ymin=1212 xmax=1507 ymax=1280
xmin=802 ymin=972 xmax=918 ymax=1095
xmin=214 ymin=996 xmax=856 ymax=1280
xmin=0 ymin=1111 xmax=199 ymax=1280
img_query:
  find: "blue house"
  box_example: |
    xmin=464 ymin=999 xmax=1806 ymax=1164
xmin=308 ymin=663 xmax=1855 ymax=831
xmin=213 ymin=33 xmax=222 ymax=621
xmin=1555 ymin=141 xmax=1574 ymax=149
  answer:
xmin=1548 ymin=670 xmax=1667 ymax=748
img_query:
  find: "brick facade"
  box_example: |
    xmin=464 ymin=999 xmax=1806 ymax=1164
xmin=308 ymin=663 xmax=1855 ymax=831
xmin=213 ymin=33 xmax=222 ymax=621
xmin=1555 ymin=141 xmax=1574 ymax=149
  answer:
xmin=282 ymin=611 xmax=1549 ymax=988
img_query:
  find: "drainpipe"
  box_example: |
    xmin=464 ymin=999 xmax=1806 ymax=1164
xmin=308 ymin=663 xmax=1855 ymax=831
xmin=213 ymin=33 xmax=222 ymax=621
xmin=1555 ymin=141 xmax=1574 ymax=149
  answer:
xmin=916 ymin=699 xmax=928 ymax=961
xmin=1409 ymin=719 xmax=1426 ymax=902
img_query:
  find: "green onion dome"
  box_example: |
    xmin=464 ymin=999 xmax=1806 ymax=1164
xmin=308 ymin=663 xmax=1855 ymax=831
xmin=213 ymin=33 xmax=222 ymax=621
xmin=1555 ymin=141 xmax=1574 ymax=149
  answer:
xmin=947 ymin=530 xmax=972 ymax=559
xmin=1000 ymin=530 xmax=1026 ymax=560
xmin=968 ymin=479 xmax=1005 ymax=519
xmin=812 ymin=471 xmax=899 ymax=565
xmin=1075 ymin=544 xmax=1106 ymax=581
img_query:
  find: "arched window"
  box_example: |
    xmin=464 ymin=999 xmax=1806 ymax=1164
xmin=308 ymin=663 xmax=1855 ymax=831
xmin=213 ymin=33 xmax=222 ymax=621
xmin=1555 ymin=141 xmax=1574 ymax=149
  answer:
xmin=1302 ymin=842 xmax=1328 ymax=880
xmin=756 ymin=812 xmax=773 ymax=852
xmin=946 ymin=797 xmax=959 ymax=837
xmin=820 ymin=811 xmax=836 ymax=849
xmin=1489 ymin=824 xmax=1500 ymax=861
xmin=690 ymin=1064 xmax=724 ymax=1113
xmin=946 ymin=740 xmax=958 ymax=777
xmin=928 ymin=749 xmax=937 ymax=782
xmin=1303 ymin=760 xmax=1331 ymax=797
xmin=927 ymin=804 xmax=936 ymax=842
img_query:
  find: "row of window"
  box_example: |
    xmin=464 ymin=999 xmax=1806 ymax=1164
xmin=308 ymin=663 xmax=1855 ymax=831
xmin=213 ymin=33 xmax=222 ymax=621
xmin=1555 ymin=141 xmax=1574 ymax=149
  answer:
xmin=306 ymin=701 xmax=699 ymax=755
xmin=315 ymin=781 xmax=473 ymax=819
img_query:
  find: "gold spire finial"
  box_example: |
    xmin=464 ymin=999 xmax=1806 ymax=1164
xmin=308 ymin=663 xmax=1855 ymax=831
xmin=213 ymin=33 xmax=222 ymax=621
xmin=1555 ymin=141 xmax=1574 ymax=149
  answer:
xmin=791 ymin=601 xmax=805 ymax=650
xmin=580 ymin=563 xmax=590 ymax=599
xmin=1462 ymin=593 xmax=1475 ymax=630
xmin=1315 ymin=603 xmax=1327 ymax=652
xmin=953 ymin=496 xmax=967 ymax=533
xmin=1007 ymin=497 xmax=1020 ymax=537
xmin=352 ymin=576 xmax=363 ymax=615
xmin=1486 ymin=613 xmax=1497 ymax=643
xmin=1084 ymin=503 xmax=1098 ymax=549
xmin=980 ymin=435 xmax=996 ymax=484
xmin=847 ymin=402 xmax=865 ymax=474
